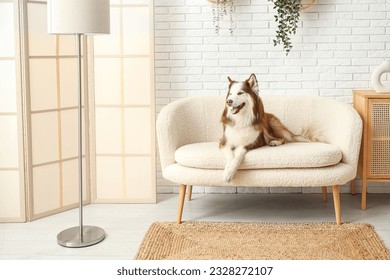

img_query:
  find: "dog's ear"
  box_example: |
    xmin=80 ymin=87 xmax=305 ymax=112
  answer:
xmin=247 ymin=73 xmax=259 ymax=93
xmin=227 ymin=76 xmax=234 ymax=84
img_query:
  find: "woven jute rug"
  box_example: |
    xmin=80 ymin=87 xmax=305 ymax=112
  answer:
xmin=135 ymin=222 xmax=390 ymax=260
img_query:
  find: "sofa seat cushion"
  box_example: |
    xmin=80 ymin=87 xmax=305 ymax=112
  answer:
xmin=175 ymin=142 xmax=342 ymax=170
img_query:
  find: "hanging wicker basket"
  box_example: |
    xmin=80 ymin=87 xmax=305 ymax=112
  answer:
xmin=301 ymin=0 xmax=316 ymax=11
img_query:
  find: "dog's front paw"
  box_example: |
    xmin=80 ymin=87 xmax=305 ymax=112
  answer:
xmin=223 ymin=169 xmax=235 ymax=183
xmin=269 ymin=139 xmax=282 ymax=147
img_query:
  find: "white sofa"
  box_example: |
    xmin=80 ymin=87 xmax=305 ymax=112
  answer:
xmin=157 ymin=95 xmax=363 ymax=225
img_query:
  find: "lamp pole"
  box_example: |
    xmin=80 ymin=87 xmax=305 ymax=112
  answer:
xmin=56 ymin=33 xmax=105 ymax=248
xmin=76 ymin=33 xmax=84 ymax=243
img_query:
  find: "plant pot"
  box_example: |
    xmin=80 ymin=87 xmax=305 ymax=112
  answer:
xmin=301 ymin=0 xmax=316 ymax=11
xmin=371 ymin=59 xmax=390 ymax=93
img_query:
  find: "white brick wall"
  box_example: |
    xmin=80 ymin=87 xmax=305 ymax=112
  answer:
xmin=154 ymin=0 xmax=390 ymax=194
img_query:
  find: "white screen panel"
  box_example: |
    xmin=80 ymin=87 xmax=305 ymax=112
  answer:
xmin=94 ymin=58 xmax=121 ymax=105
xmin=92 ymin=1 xmax=155 ymax=203
xmin=31 ymin=112 xmax=59 ymax=165
xmin=122 ymin=7 xmax=150 ymax=55
xmin=125 ymin=157 xmax=152 ymax=200
xmin=124 ymin=108 xmax=151 ymax=155
xmin=96 ymin=157 xmax=122 ymax=199
xmin=59 ymin=58 xmax=78 ymax=108
xmin=60 ymin=109 xmax=78 ymax=159
xmin=58 ymin=36 xmax=76 ymax=56
xmin=29 ymin=59 xmax=57 ymax=111
xmin=62 ymin=159 xmax=87 ymax=206
xmin=0 ymin=60 xmax=17 ymax=112
xmin=123 ymin=58 xmax=151 ymax=105
xmin=32 ymin=164 xmax=60 ymax=215
xmin=95 ymin=108 xmax=122 ymax=154
xmin=0 ymin=171 xmax=21 ymax=217
xmin=27 ymin=3 xmax=56 ymax=56
xmin=0 ymin=3 xmax=15 ymax=57
xmin=0 ymin=116 xmax=19 ymax=168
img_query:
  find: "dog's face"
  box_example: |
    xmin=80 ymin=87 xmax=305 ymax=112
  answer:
xmin=225 ymin=74 xmax=259 ymax=115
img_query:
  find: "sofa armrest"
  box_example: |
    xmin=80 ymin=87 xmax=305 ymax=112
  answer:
xmin=314 ymin=100 xmax=362 ymax=172
xmin=157 ymin=96 xmax=225 ymax=172
xmin=157 ymin=101 xmax=187 ymax=172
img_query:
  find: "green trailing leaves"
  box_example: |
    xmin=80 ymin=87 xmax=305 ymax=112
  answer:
xmin=212 ymin=0 xmax=235 ymax=36
xmin=269 ymin=0 xmax=302 ymax=55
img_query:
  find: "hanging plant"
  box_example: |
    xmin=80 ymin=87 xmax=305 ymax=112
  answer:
xmin=269 ymin=0 xmax=302 ymax=55
xmin=208 ymin=0 xmax=235 ymax=36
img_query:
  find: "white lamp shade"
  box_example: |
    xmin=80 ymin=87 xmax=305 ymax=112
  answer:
xmin=47 ymin=0 xmax=110 ymax=35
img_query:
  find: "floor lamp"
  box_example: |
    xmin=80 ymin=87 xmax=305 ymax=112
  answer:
xmin=47 ymin=0 xmax=110 ymax=248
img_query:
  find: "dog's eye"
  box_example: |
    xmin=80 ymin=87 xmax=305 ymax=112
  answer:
xmin=237 ymin=92 xmax=244 ymax=95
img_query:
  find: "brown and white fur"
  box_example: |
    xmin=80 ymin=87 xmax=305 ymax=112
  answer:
xmin=219 ymin=73 xmax=316 ymax=182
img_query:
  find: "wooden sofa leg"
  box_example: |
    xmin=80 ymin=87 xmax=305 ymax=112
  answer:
xmin=177 ymin=184 xmax=187 ymax=224
xmin=187 ymin=185 xmax=193 ymax=201
xmin=332 ymin=185 xmax=341 ymax=225
xmin=322 ymin=186 xmax=328 ymax=202
xmin=350 ymin=179 xmax=355 ymax=195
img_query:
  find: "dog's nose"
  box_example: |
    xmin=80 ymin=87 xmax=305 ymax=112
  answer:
xmin=226 ymin=99 xmax=233 ymax=106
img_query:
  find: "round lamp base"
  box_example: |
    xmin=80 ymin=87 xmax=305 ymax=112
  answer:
xmin=57 ymin=226 xmax=105 ymax=248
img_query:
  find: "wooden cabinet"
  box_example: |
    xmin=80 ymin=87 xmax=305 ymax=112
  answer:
xmin=353 ymin=90 xmax=390 ymax=210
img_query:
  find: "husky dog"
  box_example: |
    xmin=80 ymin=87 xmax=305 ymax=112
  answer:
xmin=219 ymin=73 xmax=315 ymax=182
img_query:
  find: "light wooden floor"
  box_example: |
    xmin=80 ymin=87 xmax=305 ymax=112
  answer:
xmin=1 ymin=193 xmax=390 ymax=259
